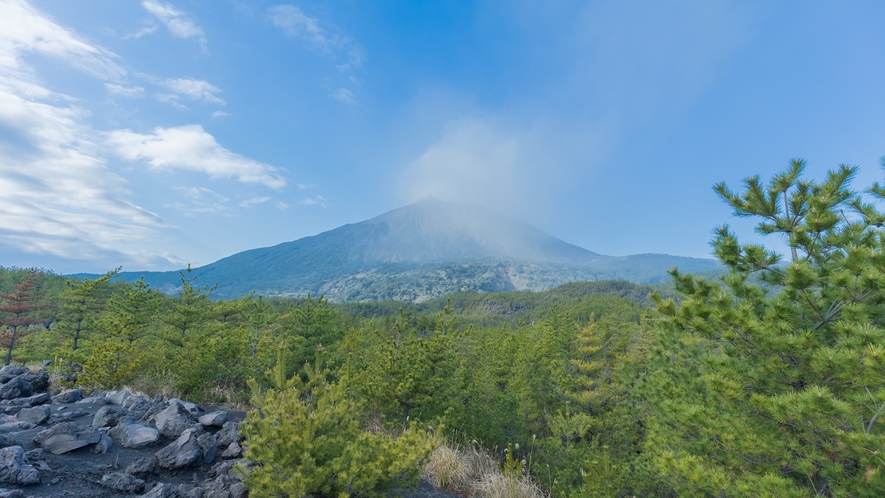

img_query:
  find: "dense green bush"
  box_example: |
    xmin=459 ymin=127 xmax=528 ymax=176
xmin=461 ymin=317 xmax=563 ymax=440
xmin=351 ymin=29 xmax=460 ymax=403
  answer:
xmin=240 ymin=353 xmax=438 ymax=497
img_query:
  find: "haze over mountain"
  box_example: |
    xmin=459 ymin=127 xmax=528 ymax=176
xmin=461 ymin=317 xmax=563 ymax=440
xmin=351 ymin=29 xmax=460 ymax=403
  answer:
xmin=110 ymin=199 xmax=719 ymax=302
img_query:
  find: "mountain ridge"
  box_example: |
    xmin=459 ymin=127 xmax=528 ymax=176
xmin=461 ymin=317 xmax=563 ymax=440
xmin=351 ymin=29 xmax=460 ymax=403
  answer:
xmin=91 ymin=198 xmax=719 ymax=301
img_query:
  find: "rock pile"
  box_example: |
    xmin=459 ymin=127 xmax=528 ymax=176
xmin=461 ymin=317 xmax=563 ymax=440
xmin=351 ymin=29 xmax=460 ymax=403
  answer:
xmin=0 ymin=366 xmax=248 ymax=497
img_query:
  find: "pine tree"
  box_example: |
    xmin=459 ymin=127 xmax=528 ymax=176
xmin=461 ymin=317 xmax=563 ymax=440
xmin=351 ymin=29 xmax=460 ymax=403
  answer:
xmin=644 ymin=160 xmax=885 ymax=495
xmin=0 ymin=270 xmax=49 ymax=365
xmin=161 ymin=266 xmax=216 ymax=345
xmin=58 ymin=270 xmax=116 ymax=352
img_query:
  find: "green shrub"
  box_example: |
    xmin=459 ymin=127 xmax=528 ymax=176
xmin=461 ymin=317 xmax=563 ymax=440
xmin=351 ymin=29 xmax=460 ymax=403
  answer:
xmin=240 ymin=353 xmax=439 ymax=497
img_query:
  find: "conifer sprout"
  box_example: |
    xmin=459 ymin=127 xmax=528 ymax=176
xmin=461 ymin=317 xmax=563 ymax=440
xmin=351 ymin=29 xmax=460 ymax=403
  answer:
xmin=645 ymin=159 xmax=885 ymax=495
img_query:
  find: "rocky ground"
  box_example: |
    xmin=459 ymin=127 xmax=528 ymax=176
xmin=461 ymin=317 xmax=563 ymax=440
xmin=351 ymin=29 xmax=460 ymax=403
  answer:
xmin=0 ymin=365 xmax=460 ymax=498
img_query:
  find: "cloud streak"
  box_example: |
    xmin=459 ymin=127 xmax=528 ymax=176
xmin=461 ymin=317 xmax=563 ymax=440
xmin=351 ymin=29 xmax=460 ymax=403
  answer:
xmin=140 ymin=0 xmax=207 ymax=48
xmin=0 ymin=0 xmax=167 ymax=266
xmin=106 ymin=125 xmax=287 ymax=189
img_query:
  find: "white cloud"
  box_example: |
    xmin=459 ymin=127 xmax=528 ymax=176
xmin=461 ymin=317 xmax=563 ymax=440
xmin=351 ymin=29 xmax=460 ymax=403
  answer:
xmin=123 ymin=26 xmax=157 ymax=40
xmin=140 ymin=0 xmax=206 ymax=48
xmin=106 ymin=125 xmax=287 ymax=189
xmin=239 ymin=196 xmax=271 ymax=207
xmin=331 ymin=88 xmax=355 ymax=105
xmin=268 ymin=5 xmax=363 ymax=69
xmin=167 ymin=186 xmax=229 ymax=215
xmin=268 ymin=4 xmax=363 ymax=99
xmin=0 ymin=0 xmax=167 ymax=265
xmin=399 ymin=116 xmax=587 ymax=215
xmin=298 ymin=195 xmax=328 ymax=207
xmin=105 ymin=83 xmax=144 ymax=97
xmin=211 ymin=110 xmax=229 ymax=118
xmin=162 ymin=78 xmax=224 ymax=104
xmin=0 ymin=0 xmax=125 ymax=81
xmin=275 ymin=201 xmax=290 ymax=210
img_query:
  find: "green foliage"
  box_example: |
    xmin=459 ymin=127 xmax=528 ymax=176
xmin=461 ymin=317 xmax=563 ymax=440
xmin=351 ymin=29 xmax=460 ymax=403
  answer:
xmin=344 ymin=301 xmax=469 ymax=428
xmin=240 ymin=351 xmax=439 ymax=497
xmin=644 ymin=160 xmax=885 ymax=496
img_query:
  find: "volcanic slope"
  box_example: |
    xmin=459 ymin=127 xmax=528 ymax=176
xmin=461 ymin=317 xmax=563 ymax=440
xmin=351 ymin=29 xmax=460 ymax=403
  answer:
xmin=114 ymin=198 xmax=719 ymax=301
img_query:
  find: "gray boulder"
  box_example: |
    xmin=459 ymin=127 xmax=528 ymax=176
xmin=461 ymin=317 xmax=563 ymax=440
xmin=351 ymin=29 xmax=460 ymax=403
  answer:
xmin=106 ymin=390 xmax=132 ymax=405
xmin=51 ymin=389 xmax=82 ymax=404
xmin=93 ymin=405 xmax=128 ymax=428
xmin=2 ymin=393 xmax=49 ymax=407
xmin=108 ymin=423 xmax=160 ymax=449
xmin=156 ymin=428 xmax=202 ymax=469
xmin=0 ymin=367 xmax=27 ymax=384
xmin=33 ymin=422 xmax=100 ymax=454
xmin=0 ymin=378 xmax=32 ymax=401
xmin=216 ymin=421 xmax=242 ymax=448
xmin=0 ymin=489 xmax=24 ymax=498
xmin=0 ymin=446 xmax=38 ymax=485
xmin=15 ymin=406 xmax=49 ymax=426
xmin=197 ymin=432 xmax=217 ymax=463
xmin=93 ymin=433 xmax=113 ymax=454
xmin=0 ymin=436 xmax=14 ymax=450
xmin=126 ymin=456 xmax=157 ymax=477
xmin=198 ymin=411 xmax=227 ymax=427
xmin=19 ymin=371 xmax=48 ymax=394
xmin=220 ymin=442 xmax=242 ymax=460
xmin=128 ymin=397 xmax=153 ymax=421
xmin=101 ymin=472 xmax=145 ymax=494
xmin=139 ymin=483 xmax=179 ymax=498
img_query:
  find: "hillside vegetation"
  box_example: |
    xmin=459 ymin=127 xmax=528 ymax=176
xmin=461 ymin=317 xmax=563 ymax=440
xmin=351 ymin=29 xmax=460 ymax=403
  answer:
xmin=96 ymin=198 xmax=720 ymax=300
xmin=2 ymin=160 xmax=884 ymax=496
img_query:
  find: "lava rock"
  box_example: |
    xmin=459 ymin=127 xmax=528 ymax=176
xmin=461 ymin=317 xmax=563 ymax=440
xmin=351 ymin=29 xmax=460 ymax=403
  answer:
xmin=20 ymin=371 xmax=48 ymax=394
xmin=108 ymin=423 xmax=160 ymax=449
xmin=126 ymin=456 xmax=158 ymax=477
xmin=106 ymin=390 xmax=132 ymax=405
xmin=0 ymin=446 xmax=39 ymax=485
xmin=215 ymin=421 xmax=242 ymax=448
xmin=1 ymin=392 xmax=49 ymax=406
xmin=128 ymin=397 xmax=153 ymax=421
xmin=15 ymin=406 xmax=49 ymax=426
xmin=139 ymin=482 xmax=179 ymax=498
xmin=197 ymin=433 xmax=217 ymax=463
xmin=93 ymin=433 xmax=113 ymax=454
xmin=0 ymin=489 xmax=24 ymax=498
xmin=93 ymin=405 xmax=128 ymax=428
xmin=51 ymin=389 xmax=82 ymax=404
xmin=101 ymin=472 xmax=145 ymax=494
xmin=0 ymin=378 xmax=32 ymax=401
xmin=0 ymin=367 xmax=28 ymax=384
xmin=33 ymin=422 xmax=100 ymax=455
xmin=220 ymin=442 xmax=241 ymax=460
xmin=156 ymin=428 xmax=202 ymax=470
xmin=198 ymin=411 xmax=227 ymax=428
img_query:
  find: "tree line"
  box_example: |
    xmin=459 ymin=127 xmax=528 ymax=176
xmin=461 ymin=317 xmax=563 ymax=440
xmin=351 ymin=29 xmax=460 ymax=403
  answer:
xmin=1 ymin=159 xmax=884 ymax=496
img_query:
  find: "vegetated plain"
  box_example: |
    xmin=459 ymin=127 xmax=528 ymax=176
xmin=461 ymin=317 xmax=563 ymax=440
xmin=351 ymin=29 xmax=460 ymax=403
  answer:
xmin=2 ymin=160 xmax=884 ymax=496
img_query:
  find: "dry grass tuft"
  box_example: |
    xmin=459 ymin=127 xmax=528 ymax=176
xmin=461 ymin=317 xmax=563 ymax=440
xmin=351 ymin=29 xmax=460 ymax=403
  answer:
xmin=423 ymin=443 xmax=547 ymax=498
xmin=474 ymin=473 xmax=547 ymax=498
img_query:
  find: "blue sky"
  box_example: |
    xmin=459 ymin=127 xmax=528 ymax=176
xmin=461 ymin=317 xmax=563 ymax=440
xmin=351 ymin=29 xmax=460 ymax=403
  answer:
xmin=2 ymin=0 xmax=885 ymax=273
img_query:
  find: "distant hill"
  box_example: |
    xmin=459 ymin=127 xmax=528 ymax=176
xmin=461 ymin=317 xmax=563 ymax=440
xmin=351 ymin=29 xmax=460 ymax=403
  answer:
xmin=102 ymin=198 xmax=720 ymax=301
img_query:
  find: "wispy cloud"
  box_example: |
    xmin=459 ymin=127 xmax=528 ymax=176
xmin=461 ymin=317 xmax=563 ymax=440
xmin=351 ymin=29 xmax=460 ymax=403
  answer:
xmin=140 ymin=0 xmax=207 ymax=49
xmin=211 ymin=110 xmax=229 ymax=118
xmin=239 ymin=196 xmax=271 ymax=207
xmin=105 ymin=83 xmax=144 ymax=97
xmin=0 ymin=0 xmax=165 ymax=264
xmin=298 ymin=195 xmax=329 ymax=207
xmin=162 ymin=78 xmax=224 ymax=104
xmin=268 ymin=5 xmax=362 ymax=101
xmin=275 ymin=201 xmax=290 ymax=210
xmin=167 ymin=186 xmax=229 ymax=215
xmin=106 ymin=125 xmax=287 ymax=189
xmin=331 ymin=88 xmax=355 ymax=105
xmin=123 ymin=26 xmax=157 ymax=40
